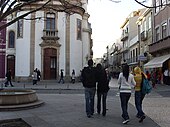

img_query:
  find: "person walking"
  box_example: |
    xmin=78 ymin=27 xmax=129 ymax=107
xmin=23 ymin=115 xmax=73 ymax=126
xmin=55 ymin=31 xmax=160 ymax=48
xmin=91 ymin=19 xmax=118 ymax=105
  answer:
xmin=58 ymin=69 xmax=64 ymax=84
xmin=32 ymin=69 xmax=38 ymax=85
xmin=4 ymin=69 xmax=14 ymax=87
xmin=134 ymin=66 xmax=147 ymax=123
xmin=81 ymin=59 xmax=96 ymax=118
xmin=118 ymin=64 xmax=136 ymax=124
xmin=36 ymin=68 xmax=41 ymax=81
xmin=96 ymin=63 xmax=110 ymax=116
xmin=71 ymin=69 xmax=75 ymax=84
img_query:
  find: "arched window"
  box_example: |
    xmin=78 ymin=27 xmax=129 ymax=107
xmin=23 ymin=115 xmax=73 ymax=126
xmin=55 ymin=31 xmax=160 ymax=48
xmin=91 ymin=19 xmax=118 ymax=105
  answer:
xmin=8 ymin=31 xmax=15 ymax=48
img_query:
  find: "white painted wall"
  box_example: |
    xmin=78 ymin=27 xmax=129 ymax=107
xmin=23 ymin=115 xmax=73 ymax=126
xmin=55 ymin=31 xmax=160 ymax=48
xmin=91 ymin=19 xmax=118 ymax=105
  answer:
xmin=58 ymin=12 xmax=66 ymax=74
xmin=16 ymin=12 xmax=31 ymax=76
xmin=70 ymin=14 xmax=83 ymax=76
xmin=34 ymin=11 xmax=44 ymax=71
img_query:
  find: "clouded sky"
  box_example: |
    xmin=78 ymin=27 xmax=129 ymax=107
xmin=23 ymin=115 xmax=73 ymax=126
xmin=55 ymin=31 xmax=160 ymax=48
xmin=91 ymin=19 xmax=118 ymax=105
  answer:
xmin=87 ymin=0 xmax=151 ymax=58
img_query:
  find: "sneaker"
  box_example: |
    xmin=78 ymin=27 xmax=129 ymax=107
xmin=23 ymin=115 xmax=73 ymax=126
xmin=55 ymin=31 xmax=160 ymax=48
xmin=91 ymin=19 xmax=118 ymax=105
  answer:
xmin=122 ymin=119 xmax=129 ymax=124
xmin=136 ymin=114 xmax=141 ymax=118
xmin=102 ymin=112 xmax=106 ymax=116
xmin=139 ymin=115 xmax=146 ymax=123
xmin=87 ymin=115 xmax=93 ymax=118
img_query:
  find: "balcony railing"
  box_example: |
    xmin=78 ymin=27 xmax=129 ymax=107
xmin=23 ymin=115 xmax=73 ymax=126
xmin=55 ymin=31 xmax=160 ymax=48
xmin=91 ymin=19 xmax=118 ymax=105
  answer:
xmin=42 ymin=29 xmax=59 ymax=40
xmin=141 ymin=31 xmax=148 ymax=41
xmin=121 ymin=32 xmax=128 ymax=41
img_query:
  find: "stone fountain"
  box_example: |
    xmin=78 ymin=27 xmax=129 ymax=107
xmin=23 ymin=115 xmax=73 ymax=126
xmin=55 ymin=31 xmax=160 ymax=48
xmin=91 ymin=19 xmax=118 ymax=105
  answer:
xmin=0 ymin=89 xmax=44 ymax=111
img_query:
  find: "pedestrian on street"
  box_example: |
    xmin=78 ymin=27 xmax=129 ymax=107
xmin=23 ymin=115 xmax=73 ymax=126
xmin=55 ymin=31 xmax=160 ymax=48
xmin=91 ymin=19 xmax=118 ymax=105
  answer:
xmin=36 ymin=68 xmax=41 ymax=81
xmin=96 ymin=63 xmax=110 ymax=116
xmin=81 ymin=59 xmax=96 ymax=118
xmin=134 ymin=66 xmax=147 ymax=123
xmin=118 ymin=64 xmax=136 ymax=124
xmin=32 ymin=69 xmax=38 ymax=85
xmin=71 ymin=69 xmax=75 ymax=84
xmin=58 ymin=69 xmax=64 ymax=84
xmin=4 ymin=69 xmax=14 ymax=87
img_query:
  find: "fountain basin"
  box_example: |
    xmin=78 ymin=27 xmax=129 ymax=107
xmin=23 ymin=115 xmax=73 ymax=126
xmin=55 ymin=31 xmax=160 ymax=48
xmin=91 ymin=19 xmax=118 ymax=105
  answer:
xmin=0 ymin=89 xmax=38 ymax=105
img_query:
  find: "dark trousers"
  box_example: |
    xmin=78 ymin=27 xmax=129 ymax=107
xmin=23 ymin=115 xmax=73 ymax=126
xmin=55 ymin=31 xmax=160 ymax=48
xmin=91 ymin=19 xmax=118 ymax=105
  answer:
xmin=97 ymin=92 xmax=107 ymax=115
xmin=5 ymin=80 xmax=13 ymax=87
xmin=135 ymin=91 xmax=145 ymax=117
xmin=58 ymin=77 xmax=64 ymax=84
xmin=120 ymin=92 xmax=131 ymax=120
xmin=33 ymin=80 xmax=37 ymax=85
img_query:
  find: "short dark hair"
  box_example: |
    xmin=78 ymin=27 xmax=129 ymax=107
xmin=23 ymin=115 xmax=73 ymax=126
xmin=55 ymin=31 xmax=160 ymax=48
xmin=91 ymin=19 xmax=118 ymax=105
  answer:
xmin=88 ymin=59 xmax=93 ymax=67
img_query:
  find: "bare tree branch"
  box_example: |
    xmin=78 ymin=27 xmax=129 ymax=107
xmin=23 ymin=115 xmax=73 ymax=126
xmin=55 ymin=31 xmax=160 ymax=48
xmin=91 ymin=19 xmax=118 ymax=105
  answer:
xmin=0 ymin=0 xmax=50 ymax=30
xmin=0 ymin=0 xmax=85 ymax=31
xmin=134 ymin=0 xmax=168 ymax=8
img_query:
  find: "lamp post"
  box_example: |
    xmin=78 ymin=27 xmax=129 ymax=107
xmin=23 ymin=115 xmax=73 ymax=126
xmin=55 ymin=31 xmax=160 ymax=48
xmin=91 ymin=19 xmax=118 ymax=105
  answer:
xmin=137 ymin=20 xmax=142 ymax=67
xmin=106 ymin=45 xmax=109 ymax=68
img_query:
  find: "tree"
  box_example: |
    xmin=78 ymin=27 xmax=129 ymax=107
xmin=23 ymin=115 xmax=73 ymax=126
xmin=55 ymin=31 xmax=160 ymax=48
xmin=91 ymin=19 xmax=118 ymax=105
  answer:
xmin=0 ymin=0 xmax=85 ymax=31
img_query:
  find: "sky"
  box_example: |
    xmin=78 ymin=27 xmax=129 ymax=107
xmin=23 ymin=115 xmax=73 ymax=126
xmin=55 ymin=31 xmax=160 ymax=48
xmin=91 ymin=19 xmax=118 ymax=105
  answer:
xmin=87 ymin=0 xmax=151 ymax=58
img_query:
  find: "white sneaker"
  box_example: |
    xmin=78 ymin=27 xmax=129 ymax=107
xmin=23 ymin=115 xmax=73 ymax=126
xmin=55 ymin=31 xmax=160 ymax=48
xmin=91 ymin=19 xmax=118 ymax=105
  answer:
xmin=122 ymin=119 xmax=129 ymax=124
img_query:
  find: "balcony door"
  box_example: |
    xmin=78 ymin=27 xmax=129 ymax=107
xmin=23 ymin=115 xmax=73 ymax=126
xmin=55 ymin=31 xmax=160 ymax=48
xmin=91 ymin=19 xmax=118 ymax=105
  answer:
xmin=43 ymin=48 xmax=57 ymax=80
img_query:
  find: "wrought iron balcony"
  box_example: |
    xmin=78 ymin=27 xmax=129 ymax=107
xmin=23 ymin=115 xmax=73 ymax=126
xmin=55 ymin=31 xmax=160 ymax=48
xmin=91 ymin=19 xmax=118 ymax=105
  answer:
xmin=141 ymin=31 xmax=148 ymax=41
xmin=121 ymin=32 xmax=128 ymax=41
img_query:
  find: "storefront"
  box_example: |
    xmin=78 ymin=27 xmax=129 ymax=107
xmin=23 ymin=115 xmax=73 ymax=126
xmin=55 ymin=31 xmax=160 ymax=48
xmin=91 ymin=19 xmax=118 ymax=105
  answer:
xmin=144 ymin=54 xmax=170 ymax=85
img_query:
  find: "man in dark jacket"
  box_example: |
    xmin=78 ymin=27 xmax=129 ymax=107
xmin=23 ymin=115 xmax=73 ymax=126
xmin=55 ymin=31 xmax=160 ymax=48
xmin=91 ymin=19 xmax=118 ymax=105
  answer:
xmin=4 ymin=69 xmax=14 ymax=87
xmin=81 ymin=59 xmax=96 ymax=118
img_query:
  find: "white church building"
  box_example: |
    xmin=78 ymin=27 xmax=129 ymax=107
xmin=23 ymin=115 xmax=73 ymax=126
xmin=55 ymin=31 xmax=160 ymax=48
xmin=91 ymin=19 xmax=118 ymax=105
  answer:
xmin=6 ymin=0 xmax=93 ymax=81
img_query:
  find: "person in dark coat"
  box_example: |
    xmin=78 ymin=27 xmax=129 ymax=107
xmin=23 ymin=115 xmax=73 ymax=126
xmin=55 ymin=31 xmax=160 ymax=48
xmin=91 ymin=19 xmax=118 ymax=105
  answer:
xmin=58 ymin=69 xmax=64 ymax=84
xmin=96 ymin=63 xmax=110 ymax=116
xmin=81 ymin=59 xmax=96 ymax=118
xmin=4 ymin=69 xmax=14 ymax=87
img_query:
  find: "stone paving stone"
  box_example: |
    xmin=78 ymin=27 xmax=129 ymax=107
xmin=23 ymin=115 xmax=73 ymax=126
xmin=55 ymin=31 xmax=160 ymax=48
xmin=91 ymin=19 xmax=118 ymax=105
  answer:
xmin=0 ymin=118 xmax=31 ymax=127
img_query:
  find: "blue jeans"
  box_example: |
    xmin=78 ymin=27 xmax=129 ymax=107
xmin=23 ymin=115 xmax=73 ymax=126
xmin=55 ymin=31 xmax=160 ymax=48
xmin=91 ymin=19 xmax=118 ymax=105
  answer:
xmin=120 ymin=93 xmax=131 ymax=120
xmin=135 ymin=91 xmax=145 ymax=117
xmin=84 ymin=87 xmax=96 ymax=116
xmin=97 ymin=92 xmax=107 ymax=115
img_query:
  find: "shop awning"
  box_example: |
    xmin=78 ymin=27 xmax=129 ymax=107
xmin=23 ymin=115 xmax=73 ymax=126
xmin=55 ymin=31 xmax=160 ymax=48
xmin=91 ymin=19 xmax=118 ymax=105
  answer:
xmin=144 ymin=54 xmax=170 ymax=68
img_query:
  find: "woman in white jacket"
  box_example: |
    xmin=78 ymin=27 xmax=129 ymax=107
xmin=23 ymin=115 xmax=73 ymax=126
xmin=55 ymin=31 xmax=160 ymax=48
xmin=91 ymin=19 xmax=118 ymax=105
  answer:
xmin=118 ymin=64 xmax=136 ymax=124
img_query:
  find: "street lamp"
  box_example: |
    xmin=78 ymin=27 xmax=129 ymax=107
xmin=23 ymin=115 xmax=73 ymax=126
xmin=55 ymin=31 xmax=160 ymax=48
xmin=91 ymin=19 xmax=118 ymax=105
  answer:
xmin=106 ymin=45 xmax=109 ymax=68
xmin=137 ymin=19 xmax=142 ymax=67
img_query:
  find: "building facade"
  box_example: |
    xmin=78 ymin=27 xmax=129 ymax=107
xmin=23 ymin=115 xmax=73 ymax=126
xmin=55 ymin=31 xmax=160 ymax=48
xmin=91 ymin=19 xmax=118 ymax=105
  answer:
xmin=137 ymin=8 xmax=153 ymax=69
xmin=120 ymin=9 xmax=145 ymax=70
xmin=143 ymin=0 xmax=170 ymax=84
xmin=0 ymin=20 xmax=6 ymax=78
xmin=6 ymin=0 xmax=92 ymax=81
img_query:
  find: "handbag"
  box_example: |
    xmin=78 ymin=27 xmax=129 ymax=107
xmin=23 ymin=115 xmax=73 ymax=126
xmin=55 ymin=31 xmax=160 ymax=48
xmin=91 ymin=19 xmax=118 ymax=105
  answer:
xmin=141 ymin=73 xmax=152 ymax=94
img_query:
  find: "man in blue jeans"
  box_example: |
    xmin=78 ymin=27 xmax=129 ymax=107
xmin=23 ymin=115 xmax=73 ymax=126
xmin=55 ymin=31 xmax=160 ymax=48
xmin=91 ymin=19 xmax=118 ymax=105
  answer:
xmin=81 ymin=59 xmax=96 ymax=118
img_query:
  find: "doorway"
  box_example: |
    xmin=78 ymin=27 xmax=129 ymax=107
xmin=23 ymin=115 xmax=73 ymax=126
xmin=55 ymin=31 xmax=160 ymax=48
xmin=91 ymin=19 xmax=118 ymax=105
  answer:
xmin=43 ymin=48 xmax=57 ymax=80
